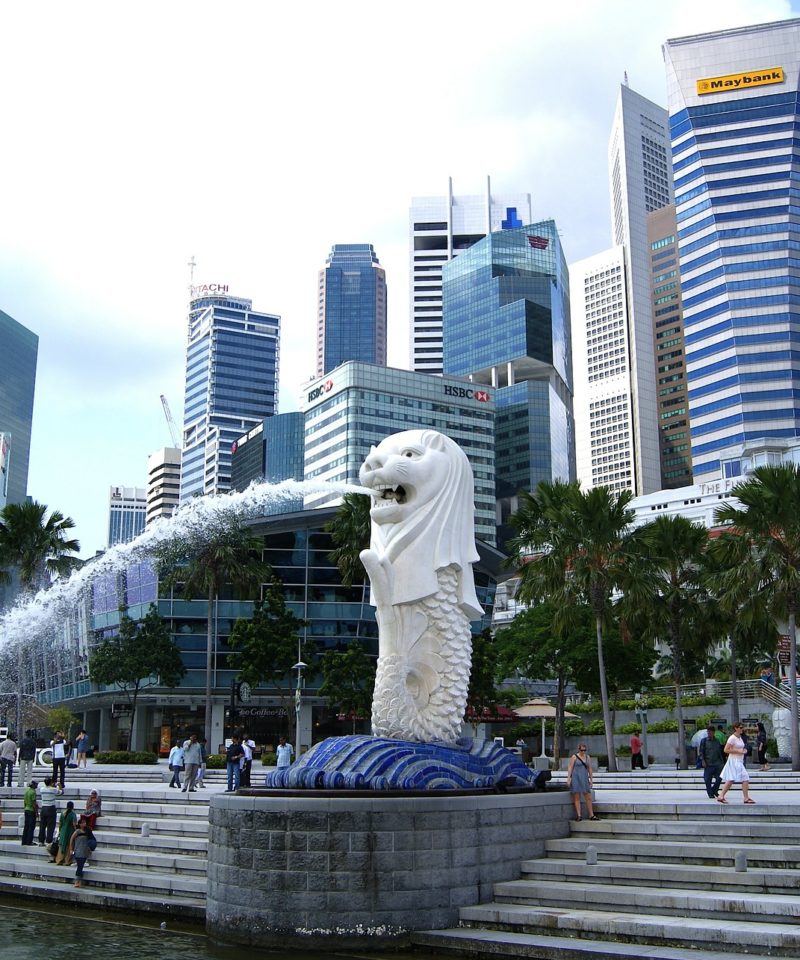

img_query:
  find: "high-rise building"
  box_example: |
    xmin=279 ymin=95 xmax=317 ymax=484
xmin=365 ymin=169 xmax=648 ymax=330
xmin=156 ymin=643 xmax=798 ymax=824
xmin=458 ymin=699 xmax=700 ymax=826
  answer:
xmin=441 ymin=220 xmax=575 ymax=536
xmin=316 ymin=244 xmax=387 ymax=377
xmin=301 ymin=362 xmax=496 ymax=545
xmin=146 ymin=447 xmax=182 ymax=526
xmin=608 ymin=85 xmax=674 ymax=494
xmin=409 ymin=177 xmax=532 ymax=375
xmin=0 ymin=310 xmax=38 ymax=506
xmin=664 ymin=18 xmax=800 ymax=483
xmin=180 ymin=287 xmax=280 ymax=501
xmin=231 ymin=412 xmax=305 ymax=515
xmin=647 ymin=203 xmax=693 ymax=488
xmin=571 ymin=246 xmax=636 ymax=494
xmin=107 ymin=486 xmax=146 ymax=547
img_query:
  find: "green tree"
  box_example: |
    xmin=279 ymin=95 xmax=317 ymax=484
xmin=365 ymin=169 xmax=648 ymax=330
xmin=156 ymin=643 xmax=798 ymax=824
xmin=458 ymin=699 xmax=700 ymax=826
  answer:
xmin=466 ymin=628 xmax=500 ymax=735
xmin=326 ymin=493 xmax=371 ymax=586
xmin=45 ymin=706 xmax=80 ymax=740
xmin=319 ymin=641 xmax=376 ymax=734
xmin=509 ymin=481 xmax=636 ymax=771
xmin=711 ymin=466 xmax=800 ymax=768
xmin=0 ymin=500 xmax=80 ymax=591
xmin=154 ymin=520 xmax=270 ymax=747
xmin=227 ymin=580 xmax=311 ymax=743
xmin=624 ymin=515 xmax=714 ymax=769
xmin=89 ymin=604 xmax=185 ymax=750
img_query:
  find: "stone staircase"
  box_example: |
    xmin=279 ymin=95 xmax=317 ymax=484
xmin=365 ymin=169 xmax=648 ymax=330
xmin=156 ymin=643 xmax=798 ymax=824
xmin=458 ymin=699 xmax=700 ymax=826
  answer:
xmin=413 ymin=799 xmax=800 ymax=960
xmin=0 ymin=783 xmax=209 ymax=918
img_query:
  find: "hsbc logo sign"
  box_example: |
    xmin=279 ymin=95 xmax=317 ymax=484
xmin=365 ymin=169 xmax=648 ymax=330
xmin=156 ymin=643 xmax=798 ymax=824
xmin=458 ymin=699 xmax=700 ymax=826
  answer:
xmin=307 ymin=378 xmax=335 ymax=403
xmin=444 ymin=385 xmax=491 ymax=402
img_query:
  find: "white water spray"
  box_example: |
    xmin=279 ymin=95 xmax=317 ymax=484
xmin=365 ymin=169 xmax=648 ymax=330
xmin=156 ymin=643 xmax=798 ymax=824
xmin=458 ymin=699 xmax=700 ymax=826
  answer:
xmin=0 ymin=478 xmax=372 ymax=652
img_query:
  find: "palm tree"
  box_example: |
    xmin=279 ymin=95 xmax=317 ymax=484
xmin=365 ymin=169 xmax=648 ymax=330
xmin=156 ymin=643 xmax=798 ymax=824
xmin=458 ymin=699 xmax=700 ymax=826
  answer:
xmin=714 ymin=464 xmax=800 ymax=770
xmin=508 ymin=481 xmax=635 ymax=772
xmin=0 ymin=500 xmax=80 ymax=593
xmin=154 ymin=521 xmax=271 ymax=747
xmin=625 ymin=515 xmax=711 ymax=769
xmin=326 ymin=493 xmax=371 ymax=586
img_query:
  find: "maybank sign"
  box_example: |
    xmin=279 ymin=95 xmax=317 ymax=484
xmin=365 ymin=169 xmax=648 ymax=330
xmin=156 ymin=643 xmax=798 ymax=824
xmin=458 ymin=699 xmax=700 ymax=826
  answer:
xmin=696 ymin=66 xmax=784 ymax=95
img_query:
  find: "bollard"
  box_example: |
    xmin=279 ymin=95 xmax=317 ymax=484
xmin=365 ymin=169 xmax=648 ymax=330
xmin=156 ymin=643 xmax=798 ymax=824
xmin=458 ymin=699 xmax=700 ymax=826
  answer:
xmin=734 ymin=850 xmax=747 ymax=872
xmin=141 ymin=822 xmax=150 ymax=837
xmin=18 ymin=814 xmax=24 ymax=830
xmin=586 ymin=845 xmax=598 ymax=865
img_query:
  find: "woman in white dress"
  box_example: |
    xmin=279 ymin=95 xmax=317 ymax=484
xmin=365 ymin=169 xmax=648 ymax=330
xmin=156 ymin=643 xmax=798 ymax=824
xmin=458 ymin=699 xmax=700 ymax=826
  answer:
xmin=717 ymin=722 xmax=755 ymax=804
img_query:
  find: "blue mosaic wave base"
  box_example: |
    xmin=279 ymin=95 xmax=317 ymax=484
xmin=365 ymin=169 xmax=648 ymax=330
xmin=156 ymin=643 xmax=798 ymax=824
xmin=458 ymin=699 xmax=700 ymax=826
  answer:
xmin=262 ymin=735 xmax=540 ymax=790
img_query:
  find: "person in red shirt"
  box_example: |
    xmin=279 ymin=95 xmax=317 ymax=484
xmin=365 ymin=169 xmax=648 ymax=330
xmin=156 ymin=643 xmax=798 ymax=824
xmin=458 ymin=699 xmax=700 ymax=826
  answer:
xmin=630 ymin=732 xmax=644 ymax=769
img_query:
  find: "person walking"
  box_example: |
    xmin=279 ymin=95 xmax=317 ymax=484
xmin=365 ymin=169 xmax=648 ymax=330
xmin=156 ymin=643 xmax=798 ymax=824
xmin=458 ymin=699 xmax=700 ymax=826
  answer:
xmin=566 ymin=743 xmax=599 ymax=821
xmin=83 ymin=790 xmax=102 ymax=830
xmin=195 ymin=738 xmax=208 ymax=789
xmin=226 ymin=735 xmax=244 ymax=792
xmin=0 ymin=733 xmax=17 ymax=787
xmin=17 ymin=734 xmax=36 ymax=788
xmin=718 ymin=722 xmax=755 ymax=804
xmin=276 ymin=736 xmax=293 ymax=770
xmin=756 ymin=721 xmax=770 ymax=770
xmin=53 ymin=800 xmax=77 ymax=864
xmin=240 ymin=731 xmax=254 ymax=787
xmin=168 ymin=740 xmax=184 ymax=789
xmin=68 ymin=816 xmax=95 ymax=887
xmin=699 ymin=724 xmax=724 ymax=798
xmin=37 ymin=777 xmax=59 ymax=845
xmin=21 ymin=780 xmax=38 ymax=846
xmin=182 ymin=734 xmax=202 ymax=793
xmin=51 ymin=731 xmax=67 ymax=790
xmin=630 ymin=732 xmax=644 ymax=770
xmin=74 ymin=730 xmax=90 ymax=768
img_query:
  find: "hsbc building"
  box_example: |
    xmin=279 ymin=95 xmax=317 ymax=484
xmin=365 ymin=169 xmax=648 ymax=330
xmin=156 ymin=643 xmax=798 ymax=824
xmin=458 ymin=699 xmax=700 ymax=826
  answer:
xmin=301 ymin=361 xmax=497 ymax=545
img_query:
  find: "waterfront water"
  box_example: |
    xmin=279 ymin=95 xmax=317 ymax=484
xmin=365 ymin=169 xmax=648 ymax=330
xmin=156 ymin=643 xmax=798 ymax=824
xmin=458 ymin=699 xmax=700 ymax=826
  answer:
xmin=3 ymin=902 xmax=380 ymax=960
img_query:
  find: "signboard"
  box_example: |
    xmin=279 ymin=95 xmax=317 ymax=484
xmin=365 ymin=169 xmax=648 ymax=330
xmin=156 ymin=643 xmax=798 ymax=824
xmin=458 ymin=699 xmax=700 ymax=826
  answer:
xmin=696 ymin=67 xmax=784 ymax=96
xmin=778 ymin=635 xmax=791 ymax=666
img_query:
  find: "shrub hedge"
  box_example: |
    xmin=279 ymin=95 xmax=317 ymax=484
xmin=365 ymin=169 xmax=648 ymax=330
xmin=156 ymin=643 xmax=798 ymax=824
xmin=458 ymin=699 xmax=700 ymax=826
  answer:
xmin=93 ymin=751 xmax=158 ymax=765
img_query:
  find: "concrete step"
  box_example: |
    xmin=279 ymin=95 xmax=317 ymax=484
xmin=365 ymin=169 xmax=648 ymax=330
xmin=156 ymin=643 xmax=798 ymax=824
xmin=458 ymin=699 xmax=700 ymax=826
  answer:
xmin=492 ymin=878 xmax=800 ymax=923
xmin=545 ymin=835 xmax=800 ymax=868
xmin=519 ymin=856 xmax=800 ymax=895
xmin=0 ymin=840 xmax=207 ymax=873
xmin=0 ymin=873 xmax=205 ymax=918
xmin=572 ymin=816 xmax=800 ymax=844
xmin=412 ymin=927 xmax=782 ymax=960
xmin=593 ymin=800 xmax=800 ymax=821
xmin=0 ymin=828 xmax=208 ymax=854
xmin=458 ymin=902 xmax=800 ymax=956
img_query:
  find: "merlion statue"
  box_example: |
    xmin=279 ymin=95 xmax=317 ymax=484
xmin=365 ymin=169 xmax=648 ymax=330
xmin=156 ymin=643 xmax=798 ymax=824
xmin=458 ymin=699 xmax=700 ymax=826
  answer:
xmin=359 ymin=429 xmax=482 ymax=743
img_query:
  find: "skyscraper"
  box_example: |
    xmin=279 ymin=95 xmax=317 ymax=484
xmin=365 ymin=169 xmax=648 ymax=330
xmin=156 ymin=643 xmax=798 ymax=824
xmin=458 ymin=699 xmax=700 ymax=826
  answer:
xmin=442 ymin=220 xmax=575 ymax=535
xmin=180 ymin=287 xmax=280 ymax=501
xmin=608 ymin=85 xmax=674 ymax=494
xmin=664 ymin=18 xmax=800 ymax=483
xmin=409 ymin=177 xmax=532 ymax=375
xmin=146 ymin=447 xmax=182 ymax=526
xmin=571 ymin=246 xmax=636 ymax=494
xmin=231 ymin=412 xmax=305 ymax=515
xmin=107 ymin=486 xmax=146 ymax=547
xmin=0 ymin=309 xmax=38 ymax=506
xmin=647 ymin=204 xmax=692 ymax=488
xmin=316 ymin=244 xmax=387 ymax=377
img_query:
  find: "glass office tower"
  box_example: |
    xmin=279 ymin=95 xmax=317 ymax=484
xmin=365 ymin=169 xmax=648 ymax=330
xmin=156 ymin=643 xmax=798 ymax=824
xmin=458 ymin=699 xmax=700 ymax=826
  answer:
xmin=442 ymin=221 xmax=575 ymax=530
xmin=664 ymin=18 xmax=800 ymax=482
xmin=316 ymin=244 xmax=387 ymax=377
xmin=180 ymin=291 xmax=280 ymax=501
xmin=0 ymin=310 xmax=38 ymax=506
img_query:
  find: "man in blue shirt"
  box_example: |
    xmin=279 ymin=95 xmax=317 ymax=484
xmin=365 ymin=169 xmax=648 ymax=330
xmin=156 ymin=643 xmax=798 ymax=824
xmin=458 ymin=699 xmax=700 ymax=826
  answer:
xmin=226 ymin=736 xmax=244 ymax=792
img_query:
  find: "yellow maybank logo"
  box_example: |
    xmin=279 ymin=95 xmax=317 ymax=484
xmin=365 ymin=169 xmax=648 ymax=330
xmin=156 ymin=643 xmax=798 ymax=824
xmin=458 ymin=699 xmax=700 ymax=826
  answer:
xmin=696 ymin=67 xmax=784 ymax=95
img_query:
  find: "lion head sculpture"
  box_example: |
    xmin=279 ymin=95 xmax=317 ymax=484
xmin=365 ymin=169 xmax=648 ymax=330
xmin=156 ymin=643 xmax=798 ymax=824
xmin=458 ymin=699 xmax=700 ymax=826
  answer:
xmin=358 ymin=429 xmax=482 ymax=618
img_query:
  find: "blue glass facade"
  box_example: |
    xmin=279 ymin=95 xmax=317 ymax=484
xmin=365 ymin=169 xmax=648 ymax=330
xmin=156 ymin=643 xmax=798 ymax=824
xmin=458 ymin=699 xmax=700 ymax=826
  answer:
xmin=231 ymin=413 xmax=305 ymax=513
xmin=0 ymin=310 xmax=38 ymax=506
xmin=180 ymin=295 xmax=280 ymax=500
xmin=317 ymin=244 xmax=386 ymax=377
xmin=441 ymin=221 xmax=575 ymax=506
xmin=665 ymin=21 xmax=800 ymax=480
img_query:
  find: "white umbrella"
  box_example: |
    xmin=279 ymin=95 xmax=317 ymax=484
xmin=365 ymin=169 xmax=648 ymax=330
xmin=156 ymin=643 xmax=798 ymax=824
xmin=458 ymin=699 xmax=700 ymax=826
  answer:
xmin=513 ymin=699 xmax=580 ymax=758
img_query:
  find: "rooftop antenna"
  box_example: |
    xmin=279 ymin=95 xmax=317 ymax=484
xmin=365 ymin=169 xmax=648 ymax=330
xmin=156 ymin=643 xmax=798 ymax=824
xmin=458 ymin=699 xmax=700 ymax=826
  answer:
xmin=623 ymin=70 xmax=629 ymax=87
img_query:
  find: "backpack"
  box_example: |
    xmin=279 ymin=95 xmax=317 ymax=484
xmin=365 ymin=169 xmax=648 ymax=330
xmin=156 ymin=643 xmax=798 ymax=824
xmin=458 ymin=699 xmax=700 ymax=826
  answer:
xmin=87 ymin=834 xmax=97 ymax=851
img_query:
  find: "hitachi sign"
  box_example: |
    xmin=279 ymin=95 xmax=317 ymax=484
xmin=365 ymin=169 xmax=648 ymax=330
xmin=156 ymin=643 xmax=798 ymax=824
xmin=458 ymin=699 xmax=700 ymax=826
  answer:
xmin=696 ymin=67 xmax=784 ymax=95
xmin=191 ymin=283 xmax=229 ymax=297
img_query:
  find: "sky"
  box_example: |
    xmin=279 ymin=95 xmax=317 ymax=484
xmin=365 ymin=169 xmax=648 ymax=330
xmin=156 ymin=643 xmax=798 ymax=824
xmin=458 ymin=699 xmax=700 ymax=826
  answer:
xmin=1 ymin=0 xmax=798 ymax=558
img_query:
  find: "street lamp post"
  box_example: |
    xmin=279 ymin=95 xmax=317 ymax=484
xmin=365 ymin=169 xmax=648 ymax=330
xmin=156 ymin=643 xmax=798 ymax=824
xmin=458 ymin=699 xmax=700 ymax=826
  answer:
xmin=635 ymin=693 xmax=649 ymax=769
xmin=292 ymin=659 xmax=307 ymax=764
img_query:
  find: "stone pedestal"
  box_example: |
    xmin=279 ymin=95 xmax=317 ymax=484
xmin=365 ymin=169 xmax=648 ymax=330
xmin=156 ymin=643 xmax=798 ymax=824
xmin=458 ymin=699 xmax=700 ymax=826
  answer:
xmin=206 ymin=789 xmax=572 ymax=950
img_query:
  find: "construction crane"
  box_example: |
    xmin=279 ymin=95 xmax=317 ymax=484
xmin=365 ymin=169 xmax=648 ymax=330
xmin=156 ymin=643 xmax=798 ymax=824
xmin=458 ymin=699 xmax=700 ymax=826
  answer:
xmin=160 ymin=395 xmax=181 ymax=449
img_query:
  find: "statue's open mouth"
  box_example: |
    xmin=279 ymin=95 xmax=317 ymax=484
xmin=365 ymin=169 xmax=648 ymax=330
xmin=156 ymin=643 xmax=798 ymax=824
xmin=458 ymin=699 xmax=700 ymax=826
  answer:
xmin=375 ymin=484 xmax=407 ymax=505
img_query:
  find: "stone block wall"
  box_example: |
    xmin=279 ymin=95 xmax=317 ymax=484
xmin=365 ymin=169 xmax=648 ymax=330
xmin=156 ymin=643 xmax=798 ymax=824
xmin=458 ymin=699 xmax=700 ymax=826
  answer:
xmin=206 ymin=789 xmax=572 ymax=949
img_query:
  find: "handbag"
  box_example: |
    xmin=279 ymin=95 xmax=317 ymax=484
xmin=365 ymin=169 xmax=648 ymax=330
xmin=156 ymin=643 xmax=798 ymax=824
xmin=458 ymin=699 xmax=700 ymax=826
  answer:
xmin=48 ymin=840 xmax=59 ymax=858
xmin=87 ymin=834 xmax=97 ymax=851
